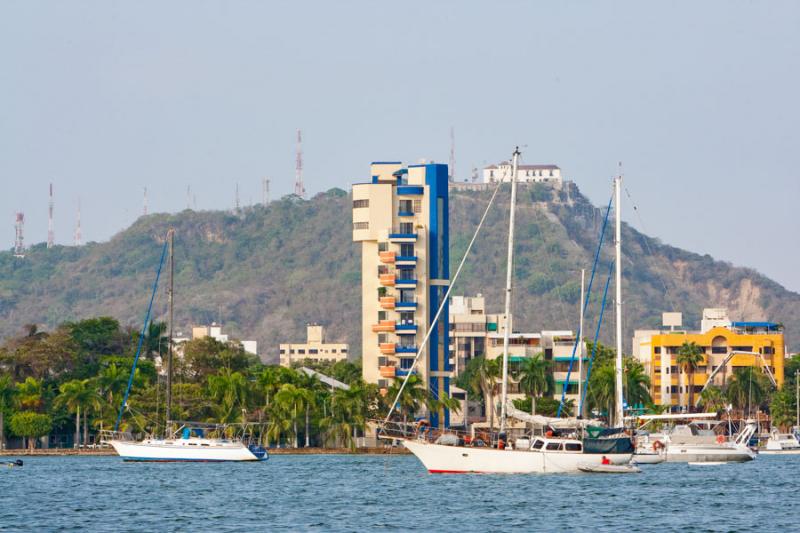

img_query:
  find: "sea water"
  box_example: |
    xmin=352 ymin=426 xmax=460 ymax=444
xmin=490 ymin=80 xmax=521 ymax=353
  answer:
xmin=0 ymin=454 xmax=796 ymax=532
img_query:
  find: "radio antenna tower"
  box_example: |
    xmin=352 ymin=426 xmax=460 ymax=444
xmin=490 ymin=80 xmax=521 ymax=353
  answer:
xmin=74 ymin=198 xmax=82 ymax=246
xmin=262 ymin=177 xmax=270 ymax=205
xmin=47 ymin=183 xmax=54 ymax=248
xmin=449 ymin=126 xmax=456 ymax=182
xmin=143 ymin=187 xmax=149 ymax=216
xmin=14 ymin=212 xmax=25 ymax=257
xmin=235 ymin=183 xmax=240 ymax=212
xmin=186 ymin=185 xmax=192 ymax=210
xmin=294 ymin=129 xmax=305 ymax=198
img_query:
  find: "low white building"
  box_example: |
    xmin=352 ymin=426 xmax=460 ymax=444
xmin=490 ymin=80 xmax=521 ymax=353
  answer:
xmin=280 ymin=324 xmax=349 ymax=367
xmin=483 ymin=162 xmax=563 ymax=185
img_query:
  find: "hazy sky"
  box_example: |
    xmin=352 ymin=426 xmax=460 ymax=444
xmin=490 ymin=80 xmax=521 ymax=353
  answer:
xmin=2 ymin=1 xmax=799 ymax=291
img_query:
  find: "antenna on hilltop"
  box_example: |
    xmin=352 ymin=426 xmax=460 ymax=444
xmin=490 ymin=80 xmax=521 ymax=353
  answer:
xmin=186 ymin=186 xmax=191 ymax=210
xmin=14 ymin=212 xmax=25 ymax=258
xmin=235 ymin=183 xmax=240 ymax=212
xmin=143 ymin=187 xmax=149 ymax=216
xmin=294 ymin=129 xmax=306 ymax=198
xmin=262 ymin=177 xmax=270 ymax=205
xmin=47 ymin=183 xmax=54 ymax=248
xmin=74 ymin=198 xmax=82 ymax=246
xmin=449 ymin=126 xmax=456 ymax=182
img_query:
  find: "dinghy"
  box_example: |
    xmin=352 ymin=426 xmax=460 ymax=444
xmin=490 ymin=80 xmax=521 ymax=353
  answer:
xmin=578 ymin=463 xmax=641 ymax=474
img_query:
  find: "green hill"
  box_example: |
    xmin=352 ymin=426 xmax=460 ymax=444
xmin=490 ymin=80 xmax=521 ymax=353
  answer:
xmin=1 ymin=184 xmax=797 ymax=362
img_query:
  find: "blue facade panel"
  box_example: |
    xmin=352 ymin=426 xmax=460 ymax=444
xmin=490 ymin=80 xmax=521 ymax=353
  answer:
xmin=424 ymin=163 xmax=449 ymax=428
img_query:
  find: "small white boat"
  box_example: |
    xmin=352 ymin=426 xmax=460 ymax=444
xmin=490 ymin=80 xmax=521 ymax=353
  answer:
xmin=578 ymin=463 xmax=641 ymax=474
xmin=760 ymin=429 xmax=800 ymax=455
xmin=632 ymin=451 xmax=665 ymax=465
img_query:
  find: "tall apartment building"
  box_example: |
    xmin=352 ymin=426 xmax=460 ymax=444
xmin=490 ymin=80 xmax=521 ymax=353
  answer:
xmin=633 ymin=309 xmax=786 ymax=411
xmin=352 ymin=161 xmax=450 ymax=427
xmin=279 ymin=324 xmax=348 ymax=367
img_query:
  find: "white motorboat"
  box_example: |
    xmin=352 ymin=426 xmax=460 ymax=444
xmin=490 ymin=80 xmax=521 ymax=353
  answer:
xmin=760 ymin=429 xmax=800 ymax=454
xmin=578 ymin=463 xmax=641 ymax=474
xmin=662 ymin=421 xmax=756 ymax=463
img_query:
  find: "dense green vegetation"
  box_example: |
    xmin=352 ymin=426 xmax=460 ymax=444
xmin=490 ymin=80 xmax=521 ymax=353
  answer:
xmin=0 ymin=316 xmax=460 ymax=449
xmin=1 ymin=184 xmax=797 ymax=364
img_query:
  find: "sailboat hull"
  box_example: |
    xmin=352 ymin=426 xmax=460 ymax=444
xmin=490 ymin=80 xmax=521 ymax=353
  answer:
xmin=403 ymin=439 xmax=632 ymax=474
xmin=109 ymin=438 xmax=262 ymax=462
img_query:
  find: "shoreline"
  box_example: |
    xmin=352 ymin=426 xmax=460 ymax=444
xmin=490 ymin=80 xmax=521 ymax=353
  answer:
xmin=0 ymin=447 xmax=410 ymax=457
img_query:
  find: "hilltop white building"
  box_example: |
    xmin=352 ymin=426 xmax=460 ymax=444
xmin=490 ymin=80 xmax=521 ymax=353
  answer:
xmin=483 ymin=162 xmax=563 ymax=185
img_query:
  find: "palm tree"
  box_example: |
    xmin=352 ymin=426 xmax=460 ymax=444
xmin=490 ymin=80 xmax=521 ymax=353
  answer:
xmin=586 ymin=365 xmax=615 ymax=419
xmin=322 ymin=381 xmax=372 ymax=449
xmin=698 ymin=385 xmax=726 ymax=413
xmin=726 ymin=367 xmax=768 ymax=414
xmin=676 ymin=341 xmax=704 ymax=411
xmin=296 ymin=372 xmax=323 ymax=447
xmin=0 ymin=375 xmax=16 ymax=451
xmin=207 ymin=370 xmax=251 ymax=423
xmin=624 ymin=358 xmax=652 ymax=408
xmin=386 ymin=374 xmax=431 ymax=430
xmin=272 ymin=383 xmax=308 ymax=448
xmin=56 ymin=379 xmax=99 ymax=447
xmin=516 ymin=353 xmax=552 ymax=416
xmin=16 ymin=377 xmax=44 ymax=412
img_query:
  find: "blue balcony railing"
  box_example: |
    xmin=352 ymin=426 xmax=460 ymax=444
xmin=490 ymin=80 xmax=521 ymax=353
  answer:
xmin=389 ymin=233 xmax=417 ymax=240
xmin=395 ymin=324 xmax=418 ymax=334
xmin=397 ymin=186 xmax=424 ymax=195
xmin=395 ymin=301 xmax=417 ymax=309
xmin=396 ymin=368 xmax=418 ymax=377
xmin=395 ymin=279 xmax=417 ymax=286
xmin=398 ymin=211 xmax=414 ymax=217
xmin=395 ymin=255 xmax=417 ymax=262
xmin=396 ymin=345 xmax=417 ymax=354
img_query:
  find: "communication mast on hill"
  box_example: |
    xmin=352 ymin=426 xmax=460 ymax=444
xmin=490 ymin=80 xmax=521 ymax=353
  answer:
xmin=47 ymin=183 xmax=54 ymax=248
xmin=262 ymin=177 xmax=270 ymax=205
xmin=74 ymin=198 xmax=82 ymax=246
xmin=14 ymin=212 xmax=25 ymax=258
xmin=294 ymin=129 xmax=305 ymax=198
xmin=235 ymin=183 xmax=240 ymax=212
xmin=449 ymin=126 xmax=456 ymax=182
xmin=186 ymin=185 xmax=192 ymax=210
xmin=143 ymin=187 xmax=149 ymax=216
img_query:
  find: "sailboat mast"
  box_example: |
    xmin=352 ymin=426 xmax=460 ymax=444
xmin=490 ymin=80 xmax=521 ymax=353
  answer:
xmin=614 ymin=174 xmax=624 ymax=427
xmin=578 ymin=269 xmax=585 ymax=418
xmin=499 ymin=147 xmax=520 ymax=435
xmin=166 ymin=229 xmax=174 ymax=435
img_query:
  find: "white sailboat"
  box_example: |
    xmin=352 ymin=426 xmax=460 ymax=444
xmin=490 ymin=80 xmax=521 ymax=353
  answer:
xmin=384 ymin=149 xmax=634 ymax=473
xmin=106 ymin=230 xmax=266 ymax=462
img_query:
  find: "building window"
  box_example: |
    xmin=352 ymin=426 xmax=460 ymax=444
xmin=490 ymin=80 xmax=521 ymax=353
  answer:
xmin=762 ymin=346 xmax=775 ymax=355
xmin=654 ymin=347 xmax=661 ymax=354
xmin=732 ymin=346 xmax=753 ymax=352
xmin=341 ymin=348 xmax=347 ymax=353
xmin=353 ymin=222 xmax=368 ymax=230
xmin=399 ymin=199 xmax=413 ymax=213
xmin=399 ymin=222 xmax=414 ymax=234
xmin=378 ymin=264 xmax=389 ymax=275
xmin=378 ymin=311 xmax=387 ymax=321
xmin=400 ymin=243 xmax=414 ymax=256
xmin=378 ymin=379 xmax=388 ymax=388
xmin=309 ymin=349 xmax=318 ymax=354
xmin=378 ymin=356 xmax=387 ymax=366
xmin=353 ymin=199 xmax=369 ymax=208
xmin=378 ymin=242 xmax=388 ymax=252
xmin=280 ymin=349 xmax=285 ymax=354
xmin=413 ymin=200 xmax=422 ymax=213
xmin=378 ymin=333 xmax=388 ymax=344
xmin=399 ymin=311 xmax=414 ymax=324
xmin=298 ymin=349 xmax=305 ymax=355
xmin=711 ymin=346 xmax=727 ymax=354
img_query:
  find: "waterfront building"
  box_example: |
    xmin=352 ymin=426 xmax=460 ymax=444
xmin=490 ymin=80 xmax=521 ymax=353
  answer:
xmin=352 ymin=161 xmax=450 ymax=427
xmin=279 ymin=324 xmax=348 ymax=367
xmin=483 ymin=162 xmax=563 ymax=185
xmin=191 ymin=322 xmax=258 ymax=357
xmin=633 ymin=309 xmax=786 ymax=411
xmin=449 ymin=294 xmax=587 ymax=412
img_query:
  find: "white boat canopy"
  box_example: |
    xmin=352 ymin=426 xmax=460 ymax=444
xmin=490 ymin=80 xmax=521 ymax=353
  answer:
xmin=505 ymin=402 xmax=599 ymax=429
xmin=632 ymin=412 xmax=718 ymax=421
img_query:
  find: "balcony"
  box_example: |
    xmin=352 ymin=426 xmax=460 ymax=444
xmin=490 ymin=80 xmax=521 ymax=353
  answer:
xmin=395 ymin=300 xmax=417 ymax=309
xmin=395 ymin=255 xmax=417 ymax=264
xmin=396 ymin=368 xmax=418 ymax=377
xmin=379 ymin=251 xmax=396 ymax=264
xmin=379 ymin=365 xmax=397 ymax=378
xmin=395 ymin=278 xmax=417 ymax=288
xmin=389 ymin=231 xmax=417 ymax=242
xmin=379 ymin=296 xmax=396 ymax=309
xmin=371 ymin=320 xmax=395 ymax=333
xmin=379 ymin=274 xmax=396 ymax=286
xmin=395 ymin=323 xmax=418 ymax=335
xmin=397 ymin=185 xmax=424 ymax=195
xmin=398 ymin=211 xmax=414 ymax=217
xmin=396 ymin=345 xmax=417 ymax=354
xmin=380 ymin=343 xmax=396 ymax=355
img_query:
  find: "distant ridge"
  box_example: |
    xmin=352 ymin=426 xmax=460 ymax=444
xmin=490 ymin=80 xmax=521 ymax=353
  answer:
xmin=1 ymin=184 xmax=797 ymax=362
